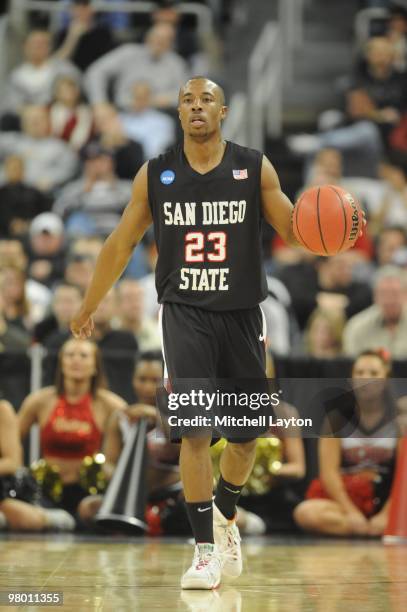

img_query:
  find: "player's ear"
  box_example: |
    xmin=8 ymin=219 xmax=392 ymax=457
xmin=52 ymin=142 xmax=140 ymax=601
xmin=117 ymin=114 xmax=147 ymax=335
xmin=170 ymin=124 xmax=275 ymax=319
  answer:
xmin=220 ymin=105 xmax=228 ymax=121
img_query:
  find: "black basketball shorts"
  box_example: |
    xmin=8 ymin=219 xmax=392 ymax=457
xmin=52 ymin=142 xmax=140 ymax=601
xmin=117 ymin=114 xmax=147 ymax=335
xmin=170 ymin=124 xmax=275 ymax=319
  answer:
xmin=158 ymin=302 xmax=271 ymax=443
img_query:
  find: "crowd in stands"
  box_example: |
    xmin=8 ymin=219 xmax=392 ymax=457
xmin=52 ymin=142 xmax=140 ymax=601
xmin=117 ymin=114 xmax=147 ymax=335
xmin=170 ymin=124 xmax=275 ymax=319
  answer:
xmin=0 ymin=0 xmax=406 ymax=537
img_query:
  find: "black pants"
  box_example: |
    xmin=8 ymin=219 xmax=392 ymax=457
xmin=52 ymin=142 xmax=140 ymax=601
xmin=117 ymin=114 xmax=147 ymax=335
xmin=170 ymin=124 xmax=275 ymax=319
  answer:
xmin=159 ymin=302 xmax=270 ymax=442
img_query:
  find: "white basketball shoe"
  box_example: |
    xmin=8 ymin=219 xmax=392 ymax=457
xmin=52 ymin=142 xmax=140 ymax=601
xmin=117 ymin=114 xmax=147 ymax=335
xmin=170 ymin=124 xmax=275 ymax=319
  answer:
xmin=213 ymin=503 xmax=242 ymax=578
xmin=181 ymin=543 xmax=222 ymax=590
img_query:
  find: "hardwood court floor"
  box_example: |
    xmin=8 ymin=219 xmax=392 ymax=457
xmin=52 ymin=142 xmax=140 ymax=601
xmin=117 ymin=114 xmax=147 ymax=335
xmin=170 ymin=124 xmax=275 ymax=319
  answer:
xmin=0 ymin=535 xmax=406 ymax=611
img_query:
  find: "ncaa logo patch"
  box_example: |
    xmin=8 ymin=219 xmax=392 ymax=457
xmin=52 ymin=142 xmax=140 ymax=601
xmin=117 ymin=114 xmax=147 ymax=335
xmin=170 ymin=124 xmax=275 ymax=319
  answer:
xmin=160 ymin=170 xmax=175 ymax=185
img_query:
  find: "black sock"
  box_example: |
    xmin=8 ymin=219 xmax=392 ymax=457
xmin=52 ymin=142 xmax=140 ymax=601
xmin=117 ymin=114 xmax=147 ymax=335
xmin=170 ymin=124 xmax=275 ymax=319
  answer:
xmin=214 ymin=476 xmax=244 ymax=519
xmin=185 ymin=501 xmax=214 ymax=544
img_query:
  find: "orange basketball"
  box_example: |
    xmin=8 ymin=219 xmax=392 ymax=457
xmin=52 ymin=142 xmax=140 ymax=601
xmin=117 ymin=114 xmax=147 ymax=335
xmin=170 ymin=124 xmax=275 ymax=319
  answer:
xmin=292 ymin=185 xmax=363 ymax=256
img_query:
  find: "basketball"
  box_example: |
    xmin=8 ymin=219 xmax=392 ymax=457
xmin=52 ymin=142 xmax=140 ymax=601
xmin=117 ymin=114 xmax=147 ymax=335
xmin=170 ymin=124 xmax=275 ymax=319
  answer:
xmin=292 ymin=185 xmax=363 ymax=256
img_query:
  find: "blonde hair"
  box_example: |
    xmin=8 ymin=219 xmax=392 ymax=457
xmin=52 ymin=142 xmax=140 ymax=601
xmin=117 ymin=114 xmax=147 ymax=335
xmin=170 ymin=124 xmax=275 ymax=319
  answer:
xmin=304 ymin=307 xmax=345 ymax=356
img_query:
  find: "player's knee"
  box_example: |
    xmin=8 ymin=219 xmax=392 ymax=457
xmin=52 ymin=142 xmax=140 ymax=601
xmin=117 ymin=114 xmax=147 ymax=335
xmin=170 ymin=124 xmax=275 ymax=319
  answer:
xmin=227 ymin=439 xmax=257 ymax=459
xmin=181 ymin=436 xmax=212 ymax=452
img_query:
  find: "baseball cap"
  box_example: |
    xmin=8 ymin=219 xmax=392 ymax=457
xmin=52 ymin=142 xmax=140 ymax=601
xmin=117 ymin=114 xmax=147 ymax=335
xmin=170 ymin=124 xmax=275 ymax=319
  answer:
xmin=30 ymin=213 xmax=64 ymax=236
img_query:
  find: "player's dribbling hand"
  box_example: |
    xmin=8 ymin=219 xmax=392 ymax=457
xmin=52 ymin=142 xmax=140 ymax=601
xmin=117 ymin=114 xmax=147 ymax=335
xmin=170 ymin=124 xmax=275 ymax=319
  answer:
xmin=70 ymin=309 xmax=95 ymax=339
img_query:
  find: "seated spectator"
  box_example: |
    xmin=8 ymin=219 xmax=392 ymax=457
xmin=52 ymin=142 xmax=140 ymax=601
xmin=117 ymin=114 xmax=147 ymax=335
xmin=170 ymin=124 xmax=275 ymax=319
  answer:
xmin=18 ymin=338 xmax=125 ymax=518
xmin=0 ymin=398 xmax=74 ymax=531
xmin=151 ymin=1 xmax=201 ymax=65
xmin=53 ymin=142 xmax=132 ymax=235
xmin=0 ymin=106 xmax=78 ymax=192
xmin=54 ymin=0 xmax=116 ymax=72
xmin=69 ymin=236 xmax=104 ymax=261
xmin=0 ymin=286 xmax=30 ymax=353
xmin=49 ymin=76 xmax=93 ymax=150
xmin=369 ymin=155 xmax=407 ymax=233
xmin=92 ymin=105 xmax=143 ymax=179
xmin=260 ymin=277 xmax=297 ymax=356
xmin=294 ymin=350 xmax=403 ymax=536
xmin=1 ymin=30 xmax=79 ymax=117
xmin=386 ymin=4 xmax=407 ymax=71
xmin=375 ymin=225 xmax=407 ymax=265
xmin=119 ymin=82 xmax=175 ymax=160
xmin=0 ymin=265 xmax=34 ymax=332
xmin=236 ymin=402 xmax=306 ymax=534
xmin=278 ymin=252 xmax=372 ymax=330
xmin=64 ymin=253 xmax=95 ymax=292
xmin=44 ymin=290 xmax=138 ymax=400
xmin=33 ymin=283 xmax=83 ymax=345
xmin=304 ymin=307 xmax=345 ymax=358
xmin=117 ymin=280 xmax=161 ymax=352
xmin=0 ymin=156 xmax=51 ymax=238
xmin=289 ymin=37 xmax=407 ymax=177
xmin=85 ymin=23 xmax=188 ymax=111
xmin=79 ymin=352 xmax=183 ymax=533
xmin=343 ymin=265 xmax=407 ymax=357
xmin=0 ymin=239 xmax=51 ymax=323
xmin=27 ymin=213 xmax=66 ymax=289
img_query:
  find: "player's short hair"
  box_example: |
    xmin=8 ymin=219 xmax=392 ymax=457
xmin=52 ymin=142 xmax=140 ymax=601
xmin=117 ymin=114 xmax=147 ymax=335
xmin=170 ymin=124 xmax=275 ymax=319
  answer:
xmin=179 ymin=76 xmax=226 ymax=105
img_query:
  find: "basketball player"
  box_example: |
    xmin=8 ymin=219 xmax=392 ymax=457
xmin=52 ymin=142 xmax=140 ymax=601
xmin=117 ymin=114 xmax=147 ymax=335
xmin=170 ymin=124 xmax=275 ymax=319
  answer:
xmin=71 ymin=77 xmax=311 ymax=588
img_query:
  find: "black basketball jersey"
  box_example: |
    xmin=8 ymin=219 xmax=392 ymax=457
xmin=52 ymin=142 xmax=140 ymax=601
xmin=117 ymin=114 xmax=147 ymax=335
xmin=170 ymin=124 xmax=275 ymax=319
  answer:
xmin=147 ymin=140 xmax=268 ymax=311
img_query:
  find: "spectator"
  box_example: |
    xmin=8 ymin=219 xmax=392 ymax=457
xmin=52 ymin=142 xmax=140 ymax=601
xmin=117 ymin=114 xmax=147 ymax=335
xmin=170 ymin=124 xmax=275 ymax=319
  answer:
xmin=33 ymin=283 xmax=83 ymax=345
xmin=1 ymin=30 xmax=79 ymax=116
xmin=0 ymin=265 xmax=32 ymax=332
xmin=151 ymin=1 xmax=200 ymax=64
xmin=0 ymin=106 xmax=78 ymax=192
xmin=343 ymin=265 xmax=407 ymax=357
xmin=18 ymin=338 xmax=125 ymax=518
xmin=53 ymin=142 xmax=132 ymax=235
xmin=27 ymin=213 xmax=66 ymax=289
xmin=119 ymin=82 xmax=176 ymax=160
xmin=117 ymin=280 xmax=161 ymax=352
xmin=69 ymin=236 xmax=104 ymax=261
xmin=0 ymin=239 xmax=51 ymax=323
xmin=0 ymin=287 xmax=30 ymax=353
xmin=64 ymin=254 xmax=95 ymax=292
xmin=278 ymin=252 xmax=372 ymax=330
xmin=375 ymin=225 xmax=407 ymax=265
xmin=386 ymin=4 xmax=407 ymax=71
xmin=294 ymin=350 xmax=403 ymax=536
xmin=304 ymin=307 xmax=345 ymax=358
xmin=289 ymin=37 xmax=407 ymax=177
xmin=49 ymin=76 xmax=93 ymax=150
xmin=0 ymin=156 xmax=51 ymax=238
xmin=85 ymin=23 xmax=188 ymax=111
xmin=78 ymin=352 xmax=183 ymax=531
xmin=0 ymin=399 xmax=74 ymax=531
xmin=54 ymin=0 xmax=116 ymax=72
xmin=369 ymin=156 xmax=407 ymax=233
xmin=44 ymin=290 xmax=138 ymax=400
xmin=235 ymin=402 xmax=306 ymax=535
xmin=92 ymin=105 xmax=143 ymax=179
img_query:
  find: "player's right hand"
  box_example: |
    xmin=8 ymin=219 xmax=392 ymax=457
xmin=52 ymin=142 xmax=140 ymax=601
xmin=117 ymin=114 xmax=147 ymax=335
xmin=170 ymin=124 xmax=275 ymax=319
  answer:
xmin=70 ymin=309 xmax=95 ymax=339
